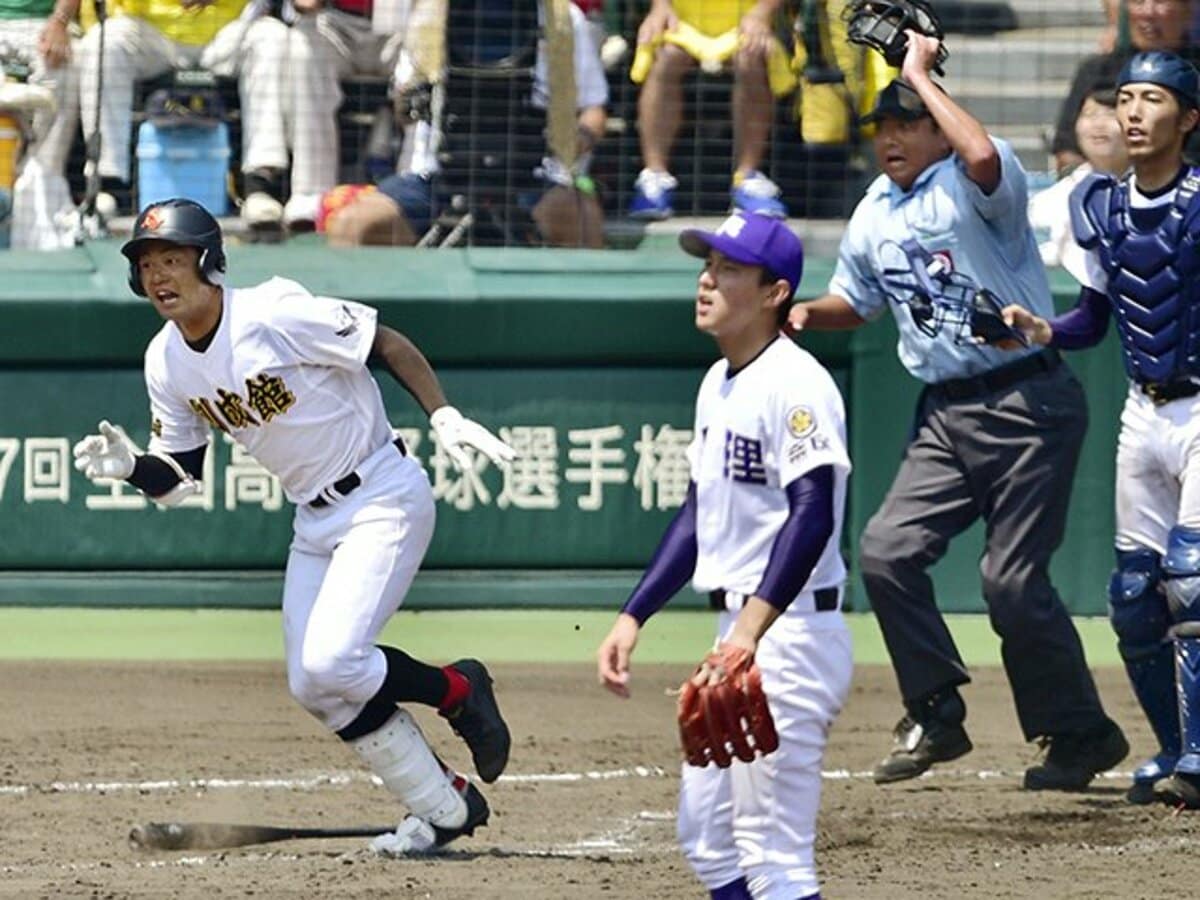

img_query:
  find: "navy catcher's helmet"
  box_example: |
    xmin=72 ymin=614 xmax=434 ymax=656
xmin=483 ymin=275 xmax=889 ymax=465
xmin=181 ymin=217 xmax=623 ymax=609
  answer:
xmin=121 ymin=198 xmax=226 ymax=297
xmin=1118 ymin=51 xmax=1200 ymax=109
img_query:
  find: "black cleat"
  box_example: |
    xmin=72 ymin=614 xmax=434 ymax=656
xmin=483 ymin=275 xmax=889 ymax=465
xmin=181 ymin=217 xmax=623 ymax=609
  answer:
xmin=432 ymin=781 xmax=491 ymax=844
xmin=441 ymin=659 xmax=511 ymax=783
xmin=1156 ymin=772 xmax=1200 ymax=809
xmin=874 ymin=715 xmax=973 ymax=784
xmin=874 ymin=688 xmax=972 ymax=784
xmin=1024 ymin=717 xmax=1129 ymax=791
xmin=371 ymin=780 xmax=490 ymax=856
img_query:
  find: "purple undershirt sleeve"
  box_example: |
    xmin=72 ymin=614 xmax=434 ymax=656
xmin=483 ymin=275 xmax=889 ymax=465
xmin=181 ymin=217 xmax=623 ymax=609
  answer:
xmin=1048 ymin=287 xmax=1111 ymax=351
xmin=620 ymin=482 xmax=698 ymax=625
xmin=754 ymin=466 xmax=835 ymax=612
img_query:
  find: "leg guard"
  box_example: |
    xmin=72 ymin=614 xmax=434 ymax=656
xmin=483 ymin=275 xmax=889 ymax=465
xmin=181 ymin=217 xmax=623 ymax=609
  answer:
xmin=350 ymin=709 xmax=468 ymax=828
xmin=1164 ymin=527 xmax=1200 ymax=777
xmin=1109 ymin=548 xmax=1180 ymax=775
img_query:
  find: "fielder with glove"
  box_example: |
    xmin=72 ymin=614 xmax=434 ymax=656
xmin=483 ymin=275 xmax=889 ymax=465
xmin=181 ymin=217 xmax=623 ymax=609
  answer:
xmin=75 ymin=198 xmax=516 ymax=858
xmin=597 ymin=213 xmax=853 ymax=900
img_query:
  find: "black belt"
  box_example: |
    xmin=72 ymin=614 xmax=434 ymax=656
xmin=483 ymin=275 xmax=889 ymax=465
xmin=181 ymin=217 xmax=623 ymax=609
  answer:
xmin=930 ymin=349 xmax=1061 ymax=402
xmin=309 ymin=437 xmax=406 ymax=508
xmin=708 ymin=588 xmax=839 ymax=612
xmin=1139 ymin=378 xmax=1200 ymax=406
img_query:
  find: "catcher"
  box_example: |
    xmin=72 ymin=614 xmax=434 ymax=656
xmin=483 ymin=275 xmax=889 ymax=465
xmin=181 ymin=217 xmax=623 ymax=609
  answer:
xmin=597 ymin=212 xmax=853 ymax=900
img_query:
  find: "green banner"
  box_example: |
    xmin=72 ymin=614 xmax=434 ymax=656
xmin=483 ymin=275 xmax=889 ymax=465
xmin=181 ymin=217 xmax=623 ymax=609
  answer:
xmin=1 ymin=367 xmax=718 ymax=569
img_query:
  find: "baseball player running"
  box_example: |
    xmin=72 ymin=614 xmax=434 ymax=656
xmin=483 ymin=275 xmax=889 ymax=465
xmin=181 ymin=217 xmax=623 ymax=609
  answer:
xmin=597 ymin=212 xmax=853 ymax=900
xmin=72 ymin=198 xmax=516 ymax=853
xmin=1003 ymin=51 xmax=1200 ymax=810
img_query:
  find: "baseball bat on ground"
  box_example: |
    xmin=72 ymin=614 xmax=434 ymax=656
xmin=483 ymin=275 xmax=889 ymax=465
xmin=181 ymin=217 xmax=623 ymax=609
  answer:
xmin=129 ymin=821 xmax=394 ymax=850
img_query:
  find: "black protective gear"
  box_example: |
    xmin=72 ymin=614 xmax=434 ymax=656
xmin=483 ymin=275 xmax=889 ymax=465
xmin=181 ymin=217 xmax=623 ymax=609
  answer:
xmin=121 ymin=197 xmax=226 ymax=297
xmin=845 ymin=0 xmax=948 ymax=74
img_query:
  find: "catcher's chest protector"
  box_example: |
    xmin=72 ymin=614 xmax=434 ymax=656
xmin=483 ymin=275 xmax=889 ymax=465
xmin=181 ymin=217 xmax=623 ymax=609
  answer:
xmin=1081 ymin=169 xmax=1200 ymax=384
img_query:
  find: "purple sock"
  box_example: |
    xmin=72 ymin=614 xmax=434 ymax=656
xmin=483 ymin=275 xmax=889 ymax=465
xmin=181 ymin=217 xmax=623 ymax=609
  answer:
xmin=710 ymin=878 xmax=752 ymax=900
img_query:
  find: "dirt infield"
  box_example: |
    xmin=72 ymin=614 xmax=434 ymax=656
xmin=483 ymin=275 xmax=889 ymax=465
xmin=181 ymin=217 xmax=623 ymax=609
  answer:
xmin=1 ymin=660 xmax=1196 ymax=899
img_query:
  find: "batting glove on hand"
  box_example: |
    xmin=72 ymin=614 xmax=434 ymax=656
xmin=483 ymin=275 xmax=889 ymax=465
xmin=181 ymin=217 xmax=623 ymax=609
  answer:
xmin=430 ymin=405 xmax=516 ymax=472
xmin=72 ymin=420 xmax=139 ymax=481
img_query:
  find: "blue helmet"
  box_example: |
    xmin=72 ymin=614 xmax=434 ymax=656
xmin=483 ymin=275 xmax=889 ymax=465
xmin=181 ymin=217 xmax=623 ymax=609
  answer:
xmin=1117 ymin=51 xmax=1200 ymax=109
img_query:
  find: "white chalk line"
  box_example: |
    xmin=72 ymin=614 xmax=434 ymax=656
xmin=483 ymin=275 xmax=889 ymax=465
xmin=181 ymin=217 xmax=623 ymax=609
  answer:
xmin=0 ymin=765 xmax=672 ymax=798
xmin=0 ymin=764 xmax=1147 ymax=798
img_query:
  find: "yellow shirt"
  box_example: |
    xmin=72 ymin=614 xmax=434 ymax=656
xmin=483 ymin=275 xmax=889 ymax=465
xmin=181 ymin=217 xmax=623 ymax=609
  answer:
xmin=671 ymin=0 xmax=757 ymax=37
xmin=81 ymin=0 xmax=245 ymax=46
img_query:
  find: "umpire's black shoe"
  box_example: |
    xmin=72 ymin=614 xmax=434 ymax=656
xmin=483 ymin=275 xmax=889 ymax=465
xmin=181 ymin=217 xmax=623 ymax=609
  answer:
xmin=441 ymin=659 xmax=511 ymax=783
xmin=1156 ymin=772 xmax=1200 ymax=809
xmin=1023 ymin=717 xmax=1129 ymax=791
xmin=874 ymin=689 xmax=973 ymax=785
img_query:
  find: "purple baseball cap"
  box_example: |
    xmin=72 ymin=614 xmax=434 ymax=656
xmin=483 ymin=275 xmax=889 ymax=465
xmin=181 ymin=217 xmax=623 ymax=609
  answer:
xmin=679 ymin=213 xmax=804 ymax=298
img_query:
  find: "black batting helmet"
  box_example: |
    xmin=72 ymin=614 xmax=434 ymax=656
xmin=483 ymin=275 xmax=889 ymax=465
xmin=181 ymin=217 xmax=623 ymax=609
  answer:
xmin=122 ymin=198 xmax=226 ymax=297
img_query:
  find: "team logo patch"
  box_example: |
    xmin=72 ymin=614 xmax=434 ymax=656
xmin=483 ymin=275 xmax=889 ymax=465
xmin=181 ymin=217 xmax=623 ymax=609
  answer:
xmin=787 ymin=406 xmax=817 ymax=439
xmin=151 ymin=417 xmax=163 ymax=438
xmin=141 ymin=206 xmax=165 ymax=231
xmin=335 ymin=304 xmax=359 ymax=338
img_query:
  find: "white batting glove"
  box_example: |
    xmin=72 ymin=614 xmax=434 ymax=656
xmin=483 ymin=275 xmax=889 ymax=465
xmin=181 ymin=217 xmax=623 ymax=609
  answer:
xmin=72 ymin=420 xmax=139 ymax=481
xmin=430 ymin=405 xmax=516 ymax=472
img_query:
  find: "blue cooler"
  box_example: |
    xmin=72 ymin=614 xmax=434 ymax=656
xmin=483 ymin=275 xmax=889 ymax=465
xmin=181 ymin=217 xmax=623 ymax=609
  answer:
xmin=136 ymin=122 xmax=231 ymax=215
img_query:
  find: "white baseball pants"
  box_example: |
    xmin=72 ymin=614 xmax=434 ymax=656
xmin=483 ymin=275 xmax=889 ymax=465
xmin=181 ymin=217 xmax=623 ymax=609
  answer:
xmin=77 ymin=13 xmax=288 ymax=182
xmin=677 ymin=607 xmax=853 ymax=900
xmin=1115 ymin=385 xmax=1200 ymax=554
xmin=282 ymin=441 xmax=435 ymax=732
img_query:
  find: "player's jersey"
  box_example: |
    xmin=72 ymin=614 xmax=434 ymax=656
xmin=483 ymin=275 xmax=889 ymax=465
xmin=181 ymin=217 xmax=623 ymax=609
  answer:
xmin=143 ymin=277 xmax=393 ymax=504
xmin=686 ymin=337 xmax=851 ymax=606
xmin=1068 ymin=167 xmax=1200 ymax=384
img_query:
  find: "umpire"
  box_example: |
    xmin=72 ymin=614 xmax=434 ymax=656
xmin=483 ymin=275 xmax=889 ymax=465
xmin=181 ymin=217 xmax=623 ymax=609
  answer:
xmin=789 ymin=31 xmax=1128 ymax=790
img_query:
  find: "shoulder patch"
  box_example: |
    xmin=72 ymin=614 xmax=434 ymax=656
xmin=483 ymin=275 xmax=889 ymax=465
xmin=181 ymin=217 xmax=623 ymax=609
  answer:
xmin=787 ymin=405 xmax=817 ymax=438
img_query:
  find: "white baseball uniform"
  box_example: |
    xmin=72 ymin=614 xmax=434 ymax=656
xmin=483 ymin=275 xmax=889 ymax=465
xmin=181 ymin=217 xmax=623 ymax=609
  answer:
xmin=676 ymin=336 xmax=854 ymax=900
xmin=144 ymin=276 xmax=433 ymax=730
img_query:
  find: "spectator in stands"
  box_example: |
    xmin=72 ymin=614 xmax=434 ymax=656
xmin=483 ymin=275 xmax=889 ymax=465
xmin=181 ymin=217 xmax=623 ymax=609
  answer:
xmin=2 ymin=0 xmax=80 ymax=248
xmin=1029 ymin=88 xmax=1128 ymax=267
xmin=75 ymin=0 xmax=289 ymax=215
xmin=275 ymin=0 xmax=410 ymax=231
xmin=627 ymin=0 xmax=793 ymax=220
xmin=323 ymin=0 xmax=608 ymax=248
xmin=1054 ymin=0 xmax=1197 ymax=173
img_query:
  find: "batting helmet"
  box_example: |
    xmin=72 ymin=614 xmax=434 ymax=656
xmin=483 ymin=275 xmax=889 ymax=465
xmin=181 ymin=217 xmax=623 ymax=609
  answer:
xmin=121 ymin=198 xmax=226 ymax=297
xmin=1118 ymin=51 xmax=1200 ymax=109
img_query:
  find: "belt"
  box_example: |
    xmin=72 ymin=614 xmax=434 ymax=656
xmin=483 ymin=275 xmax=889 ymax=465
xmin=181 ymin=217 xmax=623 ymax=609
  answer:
xmin=1139 ymin=378 xmax=1200 ymax=406
xmin=309 ymin=437 xmax=406 ymax=508
xmin=708 ymin=587 xmax=839 ymax=612
xmin=929 ymin=349 xmax=1061 ymax=402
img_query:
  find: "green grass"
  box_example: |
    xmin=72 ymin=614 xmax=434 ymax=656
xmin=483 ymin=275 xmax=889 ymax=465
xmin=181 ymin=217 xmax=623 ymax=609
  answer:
xmin=0 ymin=608 xmax=1124 ymax=666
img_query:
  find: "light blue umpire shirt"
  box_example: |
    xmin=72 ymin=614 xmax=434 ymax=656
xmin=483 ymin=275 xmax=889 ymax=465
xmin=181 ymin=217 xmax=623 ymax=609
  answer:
xmin=828 ymin=137 xmax=1053 ymax=384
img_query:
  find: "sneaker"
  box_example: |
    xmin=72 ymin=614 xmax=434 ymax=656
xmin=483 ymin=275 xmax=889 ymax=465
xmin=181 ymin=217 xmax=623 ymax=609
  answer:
xmin=874 ymin=690 xmax=973 ymax=784
xmin=1127 ymin=751 xmax=1179 ymax=805
xmin=628 ymin=168 xmax=677 ymax=220
xmin=440 ymin=659 xmax=511 ymax=783
xmin=1023 ymin=717 xmax=1129 ymax=791
xmin=242 ymin=191 xmax=284 ymax=226
xmin=283 ymin=192 xmax=322 ymax=231
xmin=370 ymin=779 xmax=490 ymax=857
xmin=1155 ymin=772 xmax=1200 ymax=809
xmin=730 ymin=170 xmax=787 ymax=219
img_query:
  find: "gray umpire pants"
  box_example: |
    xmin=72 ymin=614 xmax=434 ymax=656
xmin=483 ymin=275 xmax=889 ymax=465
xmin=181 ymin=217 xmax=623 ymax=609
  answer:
xmin=859 ymin=352 xmax=1108 ymax=740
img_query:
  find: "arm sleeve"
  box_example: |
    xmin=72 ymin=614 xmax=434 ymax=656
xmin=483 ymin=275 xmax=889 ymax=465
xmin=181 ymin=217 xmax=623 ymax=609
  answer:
xmin=267 ymin=282 xmax=379 ymax=370
xmin=128 ymin=446 xmax=207 ymax=496
xmin=753 ymin=466 xmax=835 ymax=611
xmin=957 ymin=137 xmax=1025 ymax=225
xmin=620 ymin=482 xmax=698 ymax=625
xmin=1048 ymin=286 xmax=1111 ymax=350
xmin=828 ymin=213 xmax=890 ymax=321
